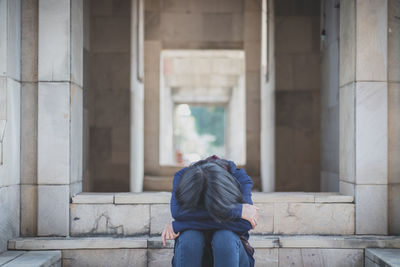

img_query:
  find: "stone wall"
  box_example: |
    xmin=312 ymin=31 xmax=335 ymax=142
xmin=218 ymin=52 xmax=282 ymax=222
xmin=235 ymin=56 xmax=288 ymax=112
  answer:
xmin=0 ymin=0 xmax=21 ymax=252
xmin=274 ymin=0 xmax=321 ymax=191
xmin=320 ymin=0 xmax=340 ymax=192
xmin=144 ymin=0 xmax=261 ymax=188
xmin=87 ymin=0 xmax=131 ymax=192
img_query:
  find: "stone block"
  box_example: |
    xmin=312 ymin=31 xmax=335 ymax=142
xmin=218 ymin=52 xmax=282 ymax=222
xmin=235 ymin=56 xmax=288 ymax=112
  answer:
xmin=70 ymin=204 xmax=150 ymax=236
xmin=20 ymin=82 xmax=38 ymax=184
xmin=144 ymin=41 xmax=161 ymax=72
xmin=0 ymin=77 xmax=5 ymax=120
xmin=6 ymin=0 xmax=21 ymax=81
xmin=9 ymin=237 xmax=148 ymax=250
xmin=274 ymin=203 xmax=354 ymax=234
xmin=201 ymin=13 xmax=244 ymax=43
xmin=71 ymin=0 xmax=83 ymax=87
xmin=70 ymin=181 xmax=82 ymax=197
xmin=38 ymin=185 xmax=69 ymax=236
xmin=0 ymin=185 xmax=20 ymax=253
xmin=245 ymin=42 xmax=261 ymax=72
xmin=339 ymin=82 xmax=355 ymax=183
xmin=293 ymin=53 xmax=320 ymax=90
xmin=114 ymin=192 xmax=171 ymax=204
xmin=252 ymin=192 xmax=314 ymax=203
xmin=150 ymin=204 xmax=172 ymax=235
xmin=275 ymin=17 xmax=313 ymax=54
xmin=365 ymin=248 xmax=400 ymax=267
xmin=244 ymin=12 xmax=261 ymax=42
xmin=21 ymin=0 xmax=38 ymax=82
xmin=20 ymin=184 xmax=37 ymax=236
xmin=339 ymin=0 xmax=356 ymax=86
xmin=355 ymin=184 xmax=388 ymax=234
xmin=91 ymin=17 xmax=131 ymax=53
xmin=0 ymin=0 xmax=6 ymax=76
xmin=94 ymin=90 xmax=130 ymax=127
xmin=275 ymin=54 xmax=294 ymax=91
xmin=111 ymin=126 xmax=130 ymax=164
xmin=38 ymin=82 xmax=70 ymax=185
xmin=148 ymin=249 xmax=173 ymax=267
xmin=38 ymin=0 xmax=70 ymax=81
xmin=388 ymin=0 xmax=400 ymax=82
xmin=253 ymin=248 xmax=278 ymax=267
xmin=355 ymin=82 xmax=388 ymax=184
xmin=314 ymin=192 xmax=353 ymax=203
xmin=145 ymin=11 xmax=160 ymax=40
xmin=279 ymin=248 xmax=363 ymax=267
xmin=72 ymin=193 xmax=115 ymax=204
xmin=89 ymin=52 xmax=130 ymax=91
xmin=160 ymin=13 xmax=203 ymax=43
xmin=389 ymin=83 xmax=400 ymax=184
xmin=62 ymin=249 xmax=147 ymax=267
xmin=0 ymin=251 xmax=25 ymax=265
xmin=0 ymin=78 xmax=21 ymax=187
xmin=320 ymin=171 xmax=339 ymax=192
xmin=90 ymin=0 xmax=112 ymax=16
xmin=339 ymin=180 xmax=355 ymax=197
xmin=70 ymin=84 xmax=83 ymax=183
xmin=356 ymin=0 xmax=387 ymax=81
xmin=2 ymin=251 xmax=61 ymax=267
xmin=389 ymin=184 xmax=400 ymax=234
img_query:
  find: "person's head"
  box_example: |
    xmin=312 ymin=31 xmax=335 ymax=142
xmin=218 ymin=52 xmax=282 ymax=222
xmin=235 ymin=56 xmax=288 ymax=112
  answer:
xmin=175 ymin=158 xmax=243 ymax=222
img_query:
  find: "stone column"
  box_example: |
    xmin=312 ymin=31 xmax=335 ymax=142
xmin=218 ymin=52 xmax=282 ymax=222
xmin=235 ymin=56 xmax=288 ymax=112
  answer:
xmin=37 ymin=0 xmax=83 ymax=236
xmin=339 ymin=0 xmax=388 ymax=234
xmin=130 ymin=0 xmax=144 ymax=192
xmin=260 ymin=0 xmax=275 ymax=192
xmin=388 ymin=0 xmax=400 ymax=235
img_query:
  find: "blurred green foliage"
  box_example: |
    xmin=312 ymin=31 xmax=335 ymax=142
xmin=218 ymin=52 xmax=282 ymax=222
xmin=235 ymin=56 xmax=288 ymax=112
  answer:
xmin=190 ymin=106 xmax=225 ymax=147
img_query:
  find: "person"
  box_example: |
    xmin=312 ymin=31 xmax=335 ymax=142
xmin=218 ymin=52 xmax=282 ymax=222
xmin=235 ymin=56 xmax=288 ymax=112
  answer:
xmin=161 ymin=155 xmax=259 ymax=267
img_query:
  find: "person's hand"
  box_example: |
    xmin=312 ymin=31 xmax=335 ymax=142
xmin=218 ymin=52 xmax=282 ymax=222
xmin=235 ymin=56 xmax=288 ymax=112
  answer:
xmin=161 ymin=222 xmax=180 ymax=246
xmin=241 ymin=204 xmax=259 ymax=229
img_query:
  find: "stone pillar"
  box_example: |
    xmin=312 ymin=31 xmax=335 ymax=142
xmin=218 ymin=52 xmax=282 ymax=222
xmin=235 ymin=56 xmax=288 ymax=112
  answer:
xmin=130 ymin=0 xmax=144 ymax=192
xmin=339 ymin=0 xmax=388 ymax=234
xmin=260 ymin=0 xmax=275 ymax=192
xmin=37 ymin=0 xmax=83 ymax=236
xmin=388 ymin=0 xmax=400 ymax=235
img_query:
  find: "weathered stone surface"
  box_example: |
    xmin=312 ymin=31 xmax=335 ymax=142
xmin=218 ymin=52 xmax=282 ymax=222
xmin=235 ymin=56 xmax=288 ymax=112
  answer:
xmin=115 ymin=192 xmax=171 ymax=204
xmin=70 ymin=204 xmax=150 ymax=236
xmin=20 ymin=82 xmax=37 ymax=184
xmin=0 ymin=251 xmax=25 ymax=265
xmin=339 ymin=82 xmax=355 ymax=183
xmin=20 ymin=184 xmax=37 ymax=236
xmin=3 ymin=251 xmax=61 ymax=267
xmin=314 ymin=193 xmax=353 ymax=203
xmin=148 ymin=249 xmax=173 ymax=267
xmin=356 ymin=0 xmax=387 ymax=81
xmin=150 ymin=204 xmax=172 ymax=235
xmin=339 ymin=0 xmax=355 ymax=86
xmin=38 ymin=82 xmax=70 ymax=185
xmin=389 ymin=184 xmax=400 ymax=234
xmin=365 ymin=248 xmax=400 ymax=267
xmin=38 ymin=0 xmax=70 ymax=81
xmin=71 ymin=0 xmax=83 ymax=87
xmin=355 ymin=184 xmax=388 ymax=235
xmin=21 ymin=0 xmax=38 ymax=82
xmin=252 ymin=192 xmax=314 ymax=203
xmin=274 ymin=203 xmax=354 ymax=235
xmin=250 ymin=203 xmax=273 ymax=234
xmin=5 ymin=0 xmax=21 ymax=81
xmin=72 ymin=193 xmax=114 ymax=204
xmin=388 ymin=83 xmax=400 ymax=184
xmin=253 ymin=248 xmax=278 ymax=267
xmin=70 ymin=84 xmax=83 ymax=184
xmin=9 ymin=237 xmax=147 ymax=250
xmin=388 ymin=0 xmax=400 ymax=82
xmin=355 ymin=82 xmax=388 ymax=184
xmin=38 ymin=185 xmax=69 ymax=236
xmin=279 ymin=248 xmax=363 ymax=267
xmin=248 ymin=235 xmax=279 ymax=248
xmin=0 ymin=185 xmax=20 ymax=253
xmin=62 ymin=249 xmax=147 ymax=267
xmin=339 ymin=181 xmax=355 ymax=197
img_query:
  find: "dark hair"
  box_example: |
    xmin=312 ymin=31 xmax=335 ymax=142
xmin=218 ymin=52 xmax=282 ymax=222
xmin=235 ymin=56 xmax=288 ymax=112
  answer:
xmin=175 ymin=158 xmax=243 ymax=222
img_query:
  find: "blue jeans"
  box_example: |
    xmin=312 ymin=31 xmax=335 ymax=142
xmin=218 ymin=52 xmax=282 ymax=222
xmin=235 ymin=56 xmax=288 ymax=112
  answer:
xmin=172 ymin=229 xmax=250 ymax=267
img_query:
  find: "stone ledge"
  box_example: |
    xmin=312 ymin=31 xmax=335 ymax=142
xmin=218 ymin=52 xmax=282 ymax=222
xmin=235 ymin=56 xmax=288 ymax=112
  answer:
xmin=0 ymin=251 xmax=25 ymax=265
xmin=365 ymin=248 xmax=400 ymax=266
xmin=1 ymin=251 xmax=61 ymax=267
xmin=72 ymin=192 xmax=354 ymax=204
xmin=8 ymin=235 xmax=400 ymax=251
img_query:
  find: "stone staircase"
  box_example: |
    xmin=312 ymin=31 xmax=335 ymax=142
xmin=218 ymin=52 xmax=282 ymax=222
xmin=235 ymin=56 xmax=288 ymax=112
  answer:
xmin=5 ymin=192 xmax=400 ymax=266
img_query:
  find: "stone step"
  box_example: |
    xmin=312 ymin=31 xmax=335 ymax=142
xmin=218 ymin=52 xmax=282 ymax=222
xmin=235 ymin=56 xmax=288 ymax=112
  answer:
xmin=7 ymin=235 xmax=400 ymax=267
xmin=365 ymin=248 xmax=400 ymax=267
xmin=0 ymin=250 xmax=61 ymax=267
xmin=70 ymin=192 xmax=355 ymax=236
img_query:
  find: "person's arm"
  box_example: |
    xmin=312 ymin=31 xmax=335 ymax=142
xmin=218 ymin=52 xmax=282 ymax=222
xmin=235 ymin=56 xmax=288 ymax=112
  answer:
xmin=172 ymin=218 xmax=252 ymax=236
xmin=227 ymin=161 xmax=254 ymax=219
xmin=170 ymin=167 xmax=214 ymax=221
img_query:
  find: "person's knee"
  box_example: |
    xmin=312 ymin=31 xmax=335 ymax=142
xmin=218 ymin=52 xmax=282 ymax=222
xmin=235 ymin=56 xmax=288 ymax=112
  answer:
xmin=177 ymin=230 xmax=205 ymax=251
xmin=212 ymin=229 xmax=240 ymax=251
